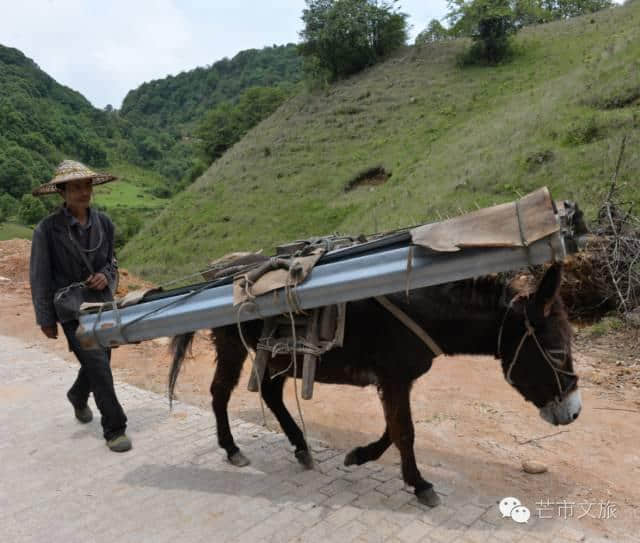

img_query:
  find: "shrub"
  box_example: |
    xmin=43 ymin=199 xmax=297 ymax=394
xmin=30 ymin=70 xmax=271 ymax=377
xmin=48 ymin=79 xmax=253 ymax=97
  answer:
xmin=17 ymin=194 xmax=47 ymax=225
xmin=565 ymin=117 xmax=600 ymax=145
xmin=448 ymin=0 xmax=517 ymax=65
xmin=0 ymin=193 xmax=18 ymax=222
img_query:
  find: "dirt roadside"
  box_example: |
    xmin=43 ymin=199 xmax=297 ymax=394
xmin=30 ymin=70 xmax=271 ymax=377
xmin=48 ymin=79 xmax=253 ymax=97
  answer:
xmin=2 ymin=238 xmax=639 ymax=537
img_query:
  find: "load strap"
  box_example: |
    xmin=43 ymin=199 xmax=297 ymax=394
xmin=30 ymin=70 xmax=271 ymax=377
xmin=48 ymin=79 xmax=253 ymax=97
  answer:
xmin=375 ymin=296 xmax=443 ymax=357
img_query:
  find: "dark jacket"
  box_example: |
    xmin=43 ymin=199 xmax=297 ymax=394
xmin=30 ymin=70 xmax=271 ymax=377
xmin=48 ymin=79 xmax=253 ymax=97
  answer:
xmin=30 ymin=207 xmax=117 ymax=327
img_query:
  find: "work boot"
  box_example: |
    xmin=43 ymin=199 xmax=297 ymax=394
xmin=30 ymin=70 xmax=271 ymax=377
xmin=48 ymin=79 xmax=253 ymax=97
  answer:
xmin=107 ymin=434 xmax=132 ymax=453
xmin=67 ymin=391 xmax=93 ymax=423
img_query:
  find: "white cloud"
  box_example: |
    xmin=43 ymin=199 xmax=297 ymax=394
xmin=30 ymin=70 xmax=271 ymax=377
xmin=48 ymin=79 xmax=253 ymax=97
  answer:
xmin=0 ymin=0 xmax=453 ymax=108
xmin=1 ymin=0 xmax=196 ymax=107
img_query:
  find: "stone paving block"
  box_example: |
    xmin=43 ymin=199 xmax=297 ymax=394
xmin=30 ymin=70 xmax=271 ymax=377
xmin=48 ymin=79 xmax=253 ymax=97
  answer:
xmin=296 ymin=519 xmax=335 ymax=542
xmin=555 ymin=525 xmax=587 ymax=541
xmin=396 ymin=518 xmax=435 ymax=543
xmin=352 ymin=489 xmax=388 ymax=509
xmin=422 ymin=504 xmax=457 ymax=527
xmin=455 ymin=503 xmax=488 ymax=526
xmin=326 ymin=504 xmax=364 ymax=528
xmin=342 ymin=467 xmax=372 ymax=483
xmin=428 ymin=517 xmax=468 ymax=543
xmin=323 ymin=489 xmax=359 ymax=509
xmin=370 ymin=468 xmax=398 ymax=482
xmin=376 ymin=477 xmax=407 ymax=497
xmin=349 ymin=475 xmax=384 ymax=496
xmin=386 ymin=489 xmax=416 ymax=510
xmin=319 ymin=477 xmax=354 ymax=497
xmin=317 ymin=519 xmax=365 ymax=543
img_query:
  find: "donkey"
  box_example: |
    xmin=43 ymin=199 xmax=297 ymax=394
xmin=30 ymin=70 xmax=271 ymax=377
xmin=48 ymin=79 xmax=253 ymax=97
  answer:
xmin=168 ymin=264 xmax=580 ymax=507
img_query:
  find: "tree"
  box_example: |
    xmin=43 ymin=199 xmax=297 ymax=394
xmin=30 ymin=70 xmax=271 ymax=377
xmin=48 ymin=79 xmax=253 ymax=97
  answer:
xmin=299 ymin=0 xmax=408 ymax=81
xmin=448 ymin=0 xmax=612 ymax=43
xmin=447 ymin=0 xmax=517 ymax=64
xmin=235 ymin=87 xmax=287 ymax=128
xmin=196 ymin=102 xmax=240 ymax=163
xmin=17 ymin=194 xmax=47 ymax=225
xmin=542 ymin=0 xmax=613 ymax=18
xmin=0 ymin=151 xmax=34 ymax=198
xmin=415 ymin=19 xmax=450 ymax=45
xmin=512 ymin=0 xmax=554 ymax=26
xmin=0 ymin=193 xmax=18 ymax=222
xmin=197 ymin=86 xmax=288 ymax=163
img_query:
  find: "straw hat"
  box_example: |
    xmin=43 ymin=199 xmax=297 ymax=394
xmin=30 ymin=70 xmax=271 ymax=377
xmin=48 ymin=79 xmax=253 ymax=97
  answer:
xmin=32 ymin=160 xmax=117 ymax=196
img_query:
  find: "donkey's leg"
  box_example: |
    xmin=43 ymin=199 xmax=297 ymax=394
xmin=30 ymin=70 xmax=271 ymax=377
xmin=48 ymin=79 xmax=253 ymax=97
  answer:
xmin=210 ymin=328 xmax=249 ymax=467
xmin=344 ymin=429 xmax=391 ymax=466
xmin=381 ymin=381 xmax=440 ymax=507
xmin=260 ymin=374 xmax=313 ymax=469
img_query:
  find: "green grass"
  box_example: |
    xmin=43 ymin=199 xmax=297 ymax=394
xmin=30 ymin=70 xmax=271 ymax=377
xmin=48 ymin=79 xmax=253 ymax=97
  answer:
xmin=93 ymin=162 xmax=170 ymax=210
xmin=584 ymin=316 xmax=625 ymax=338
xmin=121 ymin=2 xmax=640 ymax=283
xmin=0 ymin=222 xmax=32 ymax=241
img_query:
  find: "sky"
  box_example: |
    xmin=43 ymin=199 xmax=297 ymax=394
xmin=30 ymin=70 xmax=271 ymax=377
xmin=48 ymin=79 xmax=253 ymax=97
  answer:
xmin=0 ymin=0 xmax=449 ymax=109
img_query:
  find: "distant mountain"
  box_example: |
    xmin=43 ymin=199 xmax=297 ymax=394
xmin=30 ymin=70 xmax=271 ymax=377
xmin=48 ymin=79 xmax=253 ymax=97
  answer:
xmin=117 ymin=44 xmax=302 ymax=187
xmin=121 ymin=44 xmax=302 ymax=132
xmin=0 ymin=44 xmax=122 ymax=199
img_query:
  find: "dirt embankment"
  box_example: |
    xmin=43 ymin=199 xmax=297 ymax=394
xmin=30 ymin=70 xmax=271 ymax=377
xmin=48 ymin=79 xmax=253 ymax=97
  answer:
xmin=2 ymin=238 xmax=639 ymax=538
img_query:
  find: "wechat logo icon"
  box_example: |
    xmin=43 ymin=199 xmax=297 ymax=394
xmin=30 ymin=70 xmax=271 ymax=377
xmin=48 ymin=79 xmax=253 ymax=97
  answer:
xmin=499 ymin=497 xmax=531 ymax=523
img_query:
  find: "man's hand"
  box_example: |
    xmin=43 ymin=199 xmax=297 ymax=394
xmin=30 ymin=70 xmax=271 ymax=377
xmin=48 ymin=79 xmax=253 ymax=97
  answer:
xmin=86 ymin=272 xmax=108 ymax=291
xmin=41 ymin=325 xmax=58 ymax=339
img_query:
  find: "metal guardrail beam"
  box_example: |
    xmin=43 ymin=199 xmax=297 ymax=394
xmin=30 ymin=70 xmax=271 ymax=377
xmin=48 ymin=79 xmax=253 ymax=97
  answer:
xmin=76 ymin=233 xmax=565 ymax=349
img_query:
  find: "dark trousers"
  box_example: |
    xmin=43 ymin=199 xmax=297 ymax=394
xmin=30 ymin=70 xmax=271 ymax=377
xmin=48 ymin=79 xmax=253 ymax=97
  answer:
xmin=62 ymin=320 xmax=127 ymax=441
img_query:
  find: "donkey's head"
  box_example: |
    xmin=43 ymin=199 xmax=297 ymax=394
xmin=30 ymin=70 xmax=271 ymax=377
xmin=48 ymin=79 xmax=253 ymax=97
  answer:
xmin=498 ymin=264 xmax=581 ymax=425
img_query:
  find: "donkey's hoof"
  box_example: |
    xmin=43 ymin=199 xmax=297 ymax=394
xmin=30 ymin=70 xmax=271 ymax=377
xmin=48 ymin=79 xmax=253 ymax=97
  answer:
xmin=416 ymin=487 xmax=441 ymax=508
xmin=295 ymin=449 xmax=314 ymax=470
xmin=344 ymin=449 xmax=361 ymax=466
xmin=228 ymin=451 xmax=250 ymax=467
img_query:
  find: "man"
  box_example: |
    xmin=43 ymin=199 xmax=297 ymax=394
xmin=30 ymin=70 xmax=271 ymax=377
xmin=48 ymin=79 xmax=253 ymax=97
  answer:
xmin=29 ymin=160 xmax=131 ymax=452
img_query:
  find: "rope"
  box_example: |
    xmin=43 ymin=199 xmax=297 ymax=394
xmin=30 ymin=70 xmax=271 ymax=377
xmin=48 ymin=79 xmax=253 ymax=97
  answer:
xmin=375 ymin=296 xmax=443 ymax=356
xmin=157 ymin=266 xmax=223 ymax=290
xmin=285 ymin=298 xmax=307 ymax=441
xmin=235 ymin=301 xmax=269 ymax=429
xmin=498 ymin=296 xmax=577 ymax=397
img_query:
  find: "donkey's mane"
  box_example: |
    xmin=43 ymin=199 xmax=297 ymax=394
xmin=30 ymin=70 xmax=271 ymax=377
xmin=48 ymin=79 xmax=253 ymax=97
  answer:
xmin=409 ymin=275 xmax=518 ymax=320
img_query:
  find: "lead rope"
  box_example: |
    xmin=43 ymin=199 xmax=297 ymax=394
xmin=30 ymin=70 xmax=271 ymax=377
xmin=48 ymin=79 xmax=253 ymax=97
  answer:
xmin=284 ymin=275 xmax=307 ymax=443
xmin=67 ymin=220 xmax=125 ymax=347
xmin=235 ymin=301 xmax=269 ymax=429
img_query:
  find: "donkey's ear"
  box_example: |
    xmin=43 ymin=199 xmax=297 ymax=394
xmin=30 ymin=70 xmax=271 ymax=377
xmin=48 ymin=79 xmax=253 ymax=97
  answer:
xmin=535 ymin=263 xmax=563 ymax=317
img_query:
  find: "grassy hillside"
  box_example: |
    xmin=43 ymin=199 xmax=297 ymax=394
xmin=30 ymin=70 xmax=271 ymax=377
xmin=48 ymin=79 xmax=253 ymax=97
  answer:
xmin=121 ymin=3 xmax=639 ymax=283
xmin=0 ymin=222 xmax=32 ymax=241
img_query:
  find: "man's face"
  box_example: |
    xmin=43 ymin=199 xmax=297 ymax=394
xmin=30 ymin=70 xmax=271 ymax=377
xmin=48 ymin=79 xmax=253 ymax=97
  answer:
xmin=62 ymin=179 xmax=93 ymax=209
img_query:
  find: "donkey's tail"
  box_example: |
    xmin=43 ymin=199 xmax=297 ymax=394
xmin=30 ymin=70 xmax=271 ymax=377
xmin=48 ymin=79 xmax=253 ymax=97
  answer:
xmin=168 ymin=332 xmax=195 ymax=408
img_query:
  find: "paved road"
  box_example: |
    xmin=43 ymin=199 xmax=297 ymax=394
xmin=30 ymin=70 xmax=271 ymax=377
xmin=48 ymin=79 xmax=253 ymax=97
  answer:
xmin=0 ymin=335 xmax=630 ymax=542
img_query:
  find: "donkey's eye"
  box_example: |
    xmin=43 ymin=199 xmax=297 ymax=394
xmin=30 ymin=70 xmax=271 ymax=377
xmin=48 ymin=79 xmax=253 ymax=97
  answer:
xmin=560 ymin=373 xmax=578 ymax=392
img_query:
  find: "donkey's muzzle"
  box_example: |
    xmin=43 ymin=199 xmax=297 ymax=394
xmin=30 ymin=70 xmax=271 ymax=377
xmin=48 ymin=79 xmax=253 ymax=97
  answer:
xmin=539 ymin=389 xmax=582 ymax=425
